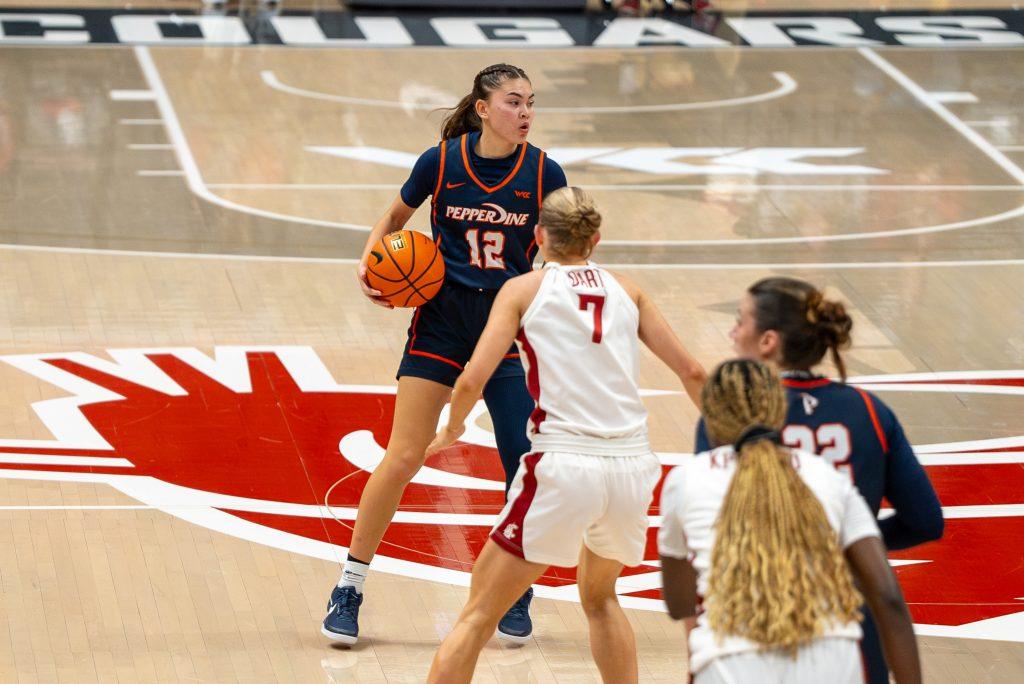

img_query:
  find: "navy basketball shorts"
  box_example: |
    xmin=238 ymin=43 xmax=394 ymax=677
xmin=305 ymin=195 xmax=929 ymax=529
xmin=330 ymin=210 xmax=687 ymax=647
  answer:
xmin=397 ymin=281 xmax=523 ymax=387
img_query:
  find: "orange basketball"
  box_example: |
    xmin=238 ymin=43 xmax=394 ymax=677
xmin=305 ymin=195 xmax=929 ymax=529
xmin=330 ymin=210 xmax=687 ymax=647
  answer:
xmin=364 ymin=230 xmax=445 ymax=308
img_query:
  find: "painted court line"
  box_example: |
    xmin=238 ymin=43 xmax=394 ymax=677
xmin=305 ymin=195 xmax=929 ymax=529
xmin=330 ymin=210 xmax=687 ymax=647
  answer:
xmin=137 ymin=170 xmax=184 ymax=176
xmin=260 ymin=70 xmax=798 ymax=114
xmin=0 ymin=501 xmax=1016 ymax=521
xmin=602 ymin=201 xmax=1024 ymax=246
xmin=133 ymin=46 xmax=369 ymax=234
xmin=110 ymin=89 xmax=155 ymax=101
xmin=2 ymin=240 xmax=1024 ymax=271
xmin=0 ymin=453 xmax=133 ymax=467
xmin=130 ymin=46 xmax=1024 ymax=255
xmin=858 ymin=48 xmax=1024 ymax=186
xmin=204 ymin=182 xmax=1024 ymax=192
xmin=927 ymin=91 xmax=978 ymax=104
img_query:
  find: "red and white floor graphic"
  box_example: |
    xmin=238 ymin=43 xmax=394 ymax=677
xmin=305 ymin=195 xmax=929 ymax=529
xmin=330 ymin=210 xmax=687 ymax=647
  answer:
xmin=0 ymin=347 xmax=1020 ymax=642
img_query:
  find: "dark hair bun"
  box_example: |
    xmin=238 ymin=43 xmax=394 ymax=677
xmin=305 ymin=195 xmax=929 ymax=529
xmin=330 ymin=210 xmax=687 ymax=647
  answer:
xmin=807 ymin=293 xmax=852 ymax=349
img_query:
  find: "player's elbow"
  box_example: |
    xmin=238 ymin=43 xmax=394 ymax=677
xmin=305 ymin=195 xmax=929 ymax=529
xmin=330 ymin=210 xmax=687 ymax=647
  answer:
xmin=687 ymin=364 xmax=708 ymax=387
xmin=665 ymin=603 xmax=695 ymax=621
xmin=873 ymin=584 xmax=911 ymax=623
xmin=920 ymin=512 xmax=944 ymax=542
xmin=675 ymin=362 xmax=706 ymax=388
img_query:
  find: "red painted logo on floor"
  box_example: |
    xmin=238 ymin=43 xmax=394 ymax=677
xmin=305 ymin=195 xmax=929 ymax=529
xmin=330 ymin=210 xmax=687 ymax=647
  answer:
xmin=0 ymin=347 xmax=1020 ymax=639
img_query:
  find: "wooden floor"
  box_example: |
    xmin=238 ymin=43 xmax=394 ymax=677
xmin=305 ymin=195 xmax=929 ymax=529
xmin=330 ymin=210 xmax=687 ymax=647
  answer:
xmin=1 ymin=20 xmax=1023 ymax=684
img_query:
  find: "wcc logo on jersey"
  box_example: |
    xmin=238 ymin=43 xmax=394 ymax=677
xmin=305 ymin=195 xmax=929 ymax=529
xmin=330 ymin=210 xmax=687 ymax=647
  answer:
xmin=0 ymin=346 xmax=1022 ymax=641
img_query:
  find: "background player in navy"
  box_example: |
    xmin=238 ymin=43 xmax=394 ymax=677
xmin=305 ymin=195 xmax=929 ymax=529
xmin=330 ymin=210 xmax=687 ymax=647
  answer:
xmin=323 ymin=64 xmax=567 ymax=644
xmin=694 ymin=277 xmax=943 ymax=683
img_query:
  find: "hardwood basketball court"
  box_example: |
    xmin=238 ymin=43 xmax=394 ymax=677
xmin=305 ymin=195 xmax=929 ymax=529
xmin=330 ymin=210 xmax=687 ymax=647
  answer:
xmin=0 ymin=5 xmax=1023 ymax=681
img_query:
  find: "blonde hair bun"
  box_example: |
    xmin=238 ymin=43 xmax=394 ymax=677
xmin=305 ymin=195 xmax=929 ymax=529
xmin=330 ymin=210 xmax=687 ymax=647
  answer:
xmin=540 ymin=187 xmax=602 ymax=258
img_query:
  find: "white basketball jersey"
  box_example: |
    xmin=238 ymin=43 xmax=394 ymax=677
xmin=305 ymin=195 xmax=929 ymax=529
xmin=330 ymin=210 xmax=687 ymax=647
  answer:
xmin=658 ymin=447 xmax=882 ymax=674
xmin=517 ymin=262 xmax=649 ymax=457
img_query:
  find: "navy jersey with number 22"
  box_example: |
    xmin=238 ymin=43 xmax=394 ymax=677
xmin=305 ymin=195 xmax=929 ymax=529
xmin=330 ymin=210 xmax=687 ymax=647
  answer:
xmin=695 ymin=374 xmax=943 ymax=550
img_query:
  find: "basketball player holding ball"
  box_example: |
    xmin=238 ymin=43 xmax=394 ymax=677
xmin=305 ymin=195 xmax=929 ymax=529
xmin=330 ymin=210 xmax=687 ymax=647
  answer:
xmin=322 ymin=64 xmax=567 ymax=644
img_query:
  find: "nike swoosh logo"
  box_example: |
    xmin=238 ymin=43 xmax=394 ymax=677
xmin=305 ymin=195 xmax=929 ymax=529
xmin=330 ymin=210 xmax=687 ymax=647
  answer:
xmin=446 ymin=182 xmax=466 ymax=189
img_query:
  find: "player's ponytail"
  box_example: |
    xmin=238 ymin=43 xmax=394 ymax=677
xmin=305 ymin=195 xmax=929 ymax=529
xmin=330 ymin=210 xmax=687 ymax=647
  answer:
xmin=440 ymin=64 xmax=530 ymax=140
xmin=701 ymin=360 xmax=862 ymax=653
xmin=748 ymin=277 xmax=853 ymax=380
xmin=539 ymin=187 xmax=602 ymax=259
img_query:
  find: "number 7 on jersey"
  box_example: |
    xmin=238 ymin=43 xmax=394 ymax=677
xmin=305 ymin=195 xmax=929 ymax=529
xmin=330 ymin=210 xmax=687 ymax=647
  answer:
xmin=578 ymin=294 xmax=605 ymax=343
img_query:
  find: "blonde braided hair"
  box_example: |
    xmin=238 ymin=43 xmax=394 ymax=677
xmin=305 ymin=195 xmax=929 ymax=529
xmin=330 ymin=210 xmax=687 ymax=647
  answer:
xmin=702 ymin=360 xmax=863 ymax=654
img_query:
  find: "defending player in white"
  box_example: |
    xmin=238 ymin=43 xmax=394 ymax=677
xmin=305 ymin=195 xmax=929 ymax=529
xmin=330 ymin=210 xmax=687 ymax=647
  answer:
xmin=424 ymin=186 xmax=706 ymax=683
xmin=659 ymin=360 xmax=921 ymax=683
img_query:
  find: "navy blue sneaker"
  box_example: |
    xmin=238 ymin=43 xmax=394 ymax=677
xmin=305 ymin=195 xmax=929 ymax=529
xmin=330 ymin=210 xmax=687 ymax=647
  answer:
xmin=322 ymin=585 xmax=362 ymax=644
xmin=497 ymin=587 xmax=533 ymax=643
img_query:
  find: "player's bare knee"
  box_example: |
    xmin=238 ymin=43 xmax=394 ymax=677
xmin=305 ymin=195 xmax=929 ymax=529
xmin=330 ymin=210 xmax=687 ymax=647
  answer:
xmin=381 ymin=448 xmax=427 ymax=484
xmin=460 ymin=606 xmax=501 ymax=633
xmin=580 ymin=592 xmax=619 ymax=618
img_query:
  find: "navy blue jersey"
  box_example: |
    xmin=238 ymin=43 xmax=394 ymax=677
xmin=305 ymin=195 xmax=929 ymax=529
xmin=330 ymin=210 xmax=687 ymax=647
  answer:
xmin=695 ymin=373 xmax=943 ymax=551
xmin=400 ymin=132 xmax=567 ymax=290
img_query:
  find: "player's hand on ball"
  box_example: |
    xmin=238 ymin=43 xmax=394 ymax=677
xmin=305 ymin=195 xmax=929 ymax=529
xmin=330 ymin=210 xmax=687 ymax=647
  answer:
xmin=426 ymin=423 xmax=465 ymax=456
xmin=357 ymin=261 xmax=394 ymax=309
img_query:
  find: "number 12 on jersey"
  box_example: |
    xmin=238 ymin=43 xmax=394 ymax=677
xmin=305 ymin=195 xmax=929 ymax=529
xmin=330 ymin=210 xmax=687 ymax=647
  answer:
xmin=465 ymin=229 xmax=506 ymax=269
xmin=578 ymin=294 xmax=605 ymax=343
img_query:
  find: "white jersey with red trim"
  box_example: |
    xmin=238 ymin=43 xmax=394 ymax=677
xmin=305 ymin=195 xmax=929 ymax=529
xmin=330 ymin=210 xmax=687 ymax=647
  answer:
xmin=658 ymin=446 xmax=882 ymax=674
xmin=516 ymin=261 xmax=649 ymax=457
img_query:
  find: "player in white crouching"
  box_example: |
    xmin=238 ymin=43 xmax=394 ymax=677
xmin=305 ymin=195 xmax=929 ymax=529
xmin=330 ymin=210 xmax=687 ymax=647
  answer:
xmin=659 ymin=359 xmax=921 ymax=683
xmin=424 ymin=186 xmax=706 ymax=683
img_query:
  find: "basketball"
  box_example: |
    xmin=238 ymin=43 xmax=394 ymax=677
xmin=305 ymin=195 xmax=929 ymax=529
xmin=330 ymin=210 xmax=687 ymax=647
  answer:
xmin=364 ymin=230 xmax=445 ymax=308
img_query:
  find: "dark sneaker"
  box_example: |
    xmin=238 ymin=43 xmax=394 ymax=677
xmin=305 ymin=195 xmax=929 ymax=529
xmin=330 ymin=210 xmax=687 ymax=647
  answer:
xmin=321 ymin=585 xmax=362 ymax=644
xmin=497 ymin=587 xmax=533 ymax=643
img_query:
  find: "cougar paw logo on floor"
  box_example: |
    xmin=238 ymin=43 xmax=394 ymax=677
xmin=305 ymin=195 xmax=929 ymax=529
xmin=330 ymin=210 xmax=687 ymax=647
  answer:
xmin=0 ymin=346 xmax=1021 ymax=641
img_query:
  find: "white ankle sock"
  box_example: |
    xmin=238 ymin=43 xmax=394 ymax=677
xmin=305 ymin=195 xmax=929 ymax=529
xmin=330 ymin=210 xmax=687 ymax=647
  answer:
xmin=338 ymin=559 xmax=369 ymax=594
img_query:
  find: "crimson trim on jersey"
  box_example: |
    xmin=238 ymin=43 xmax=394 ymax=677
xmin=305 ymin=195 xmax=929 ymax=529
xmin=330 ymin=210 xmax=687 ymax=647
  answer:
xmin=536 ymin=150 xmax=545 ymax=214
xmin=525 ymin=150 xmax=544 ymax=260
xmin=782 ymin=378 xmax=832 ymax=389
xmin=490 ymin=452 xmax=544 ymax=559
xmin=516 ymin=328 xmax=546 ymax=432
xmin=460 ymin=134 xmax=527 ymax=194
xmin=407 ymin=307 xmax=464 ymax=370
xmin=408 ymin=349 xmax=463 ymax=370
xmin=855 ymin=388 xmax=889 ymax=453
xmin=430 ymin=140 xmax=448 ymax=230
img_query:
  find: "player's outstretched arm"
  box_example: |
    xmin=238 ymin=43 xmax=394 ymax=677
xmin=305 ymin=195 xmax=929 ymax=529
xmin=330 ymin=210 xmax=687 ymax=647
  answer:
xmin=846 ymin=536 xmax=922 ymax=684
xmin=614 ymin=273 xmax=706 ymax=407
xmin=357 ymin=195 xmax=417 ymax=308
xmin=425 ymin=275 xmax=537 ymax=456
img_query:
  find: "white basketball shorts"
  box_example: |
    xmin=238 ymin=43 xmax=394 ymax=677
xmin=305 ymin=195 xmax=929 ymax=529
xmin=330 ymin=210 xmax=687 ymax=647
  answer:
xmin=490 ymin=451 xmax=662 ymax=567
xmin=695 ymin=637 xmax=863 ymax=684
